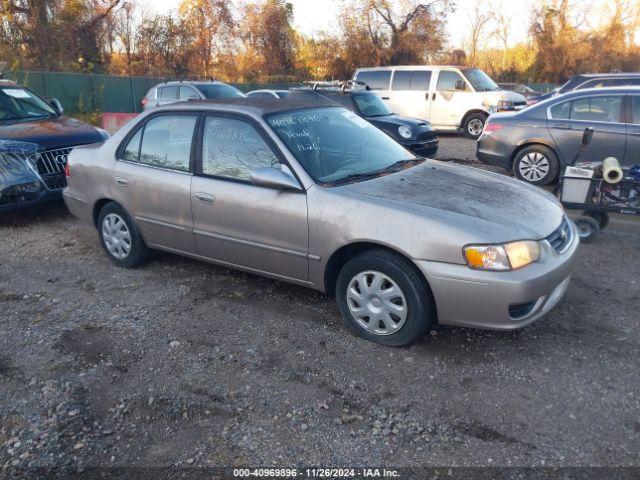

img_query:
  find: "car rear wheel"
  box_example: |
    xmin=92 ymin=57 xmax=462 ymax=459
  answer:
xmin=335 ymin=249 xmax=435 ymax=347
xmin=513 ymin=145 xmax=559 ymax=186
xmin=97 ymin=202 xmax=151 ymax=268
xmin=462 ymin=113 xmax=487 ymax=139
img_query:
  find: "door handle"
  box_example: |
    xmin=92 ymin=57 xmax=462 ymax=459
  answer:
xmin=115 ymin=176 xmax=128 ymax=187
xmin=194 ymin=192 xmax=214 ymax=204
xmin=381 ymin=96 xmax=390 ymax=100
xmin=432 ymin=92 xmax=436 ymax=101
xmin=552 ymin=123 xmax=573 ymax=130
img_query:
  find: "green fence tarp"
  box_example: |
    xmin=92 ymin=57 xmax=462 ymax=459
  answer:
xmin=3 ymin=70 xmax=558 ymax=114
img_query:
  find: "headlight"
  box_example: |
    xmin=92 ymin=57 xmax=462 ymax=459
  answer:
xmin=464 ymin=240 xmax=541 ymax=271
xmin=398 ymin=125 xmax=413 ymax=139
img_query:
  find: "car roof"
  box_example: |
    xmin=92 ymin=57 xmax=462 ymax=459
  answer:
xmin=156 ymin=96 xmax=340 ymax=115
xmin=558 ymin=86 xmax=640 ymax=97
xmin=155 ymin=80 xmax=228 ymax=87
xmin=356 ymin=65 xmax=467 ymax=71
xmin=571 ymin=73 xmax=640 ymax=79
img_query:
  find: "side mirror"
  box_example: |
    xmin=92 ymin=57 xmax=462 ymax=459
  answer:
xmin=454 ymin=80 xmax=467 ymax=91
xmin=250 ymin=166 xmax=302 ymax=191
xmin=50 ymin=98 xmax=64 ymax=115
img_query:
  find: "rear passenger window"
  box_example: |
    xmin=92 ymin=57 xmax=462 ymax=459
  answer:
xmin=356 ymin=71 xmax=391 ymax=90
xmin=159 ymin=86 xmax=178 ymax=99
xmin=138 ymin=115 xmax=197 ymax=171
xmin=122 ymin=128 xmax=142 ymax=162
xmin=549 ymin=101 xmax=571 ymax=119
xmin=179 ymin=87 xmax=199 ymax=100
xmin=393 ymin=71 xmax=431 ymax=90
xmin=202 ymin=117 xmax=280 ymax=181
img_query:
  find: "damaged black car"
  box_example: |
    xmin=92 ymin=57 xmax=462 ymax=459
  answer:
xmin=0 ymin=81 xmax=109 ymax=212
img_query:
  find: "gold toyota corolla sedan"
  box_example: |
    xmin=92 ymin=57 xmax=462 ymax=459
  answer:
xmin=63 ymin=97 xmax=579 ymax=346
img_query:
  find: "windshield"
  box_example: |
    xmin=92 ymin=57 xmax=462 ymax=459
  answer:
xmin=195 ymin=84 xmax=246 ymax=99
xmin=461 ymin=69 xmax=499 ymax=92
xmin=0 ymin=87 xmax=57 ymax=123
xmin=266 ymin=107 xmax=416 ymax=185
xmin=352 ymin=92 xmax=392 ymax=117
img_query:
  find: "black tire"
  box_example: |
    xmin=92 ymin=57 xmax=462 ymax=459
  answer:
xmin=97 ymin=202 xmax=151 ymax=268
xmin=584 ymin=210 xmax=609 ymax=230
xmin=462 ymin=113 xmax=487 ymax=139
xmin=335 ymin=249 xmax=435 ymax=347
xmin=574 ymin=216 xmax=600 ymax=243
xmin=513 ymin=145 xmax=560 ymax=186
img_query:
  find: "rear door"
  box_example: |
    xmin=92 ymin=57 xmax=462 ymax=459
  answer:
xmin=389 ymin=70 xmax=432 ymax=121
xmin=626 ymin=94 xmax=640 ymax=166
xmin=190 ymin=114 xmax=309 ymax=281
xmin=113 ymin=113 xmax=198 ymax=253
xmin=547 ymin=94 xmax=627 ymax=166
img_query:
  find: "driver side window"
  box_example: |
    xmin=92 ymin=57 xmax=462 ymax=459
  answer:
xmin=201 ymin=116 xmax=280 ymax=181
xmin=437 ymin=71 xmax=466 ymax=91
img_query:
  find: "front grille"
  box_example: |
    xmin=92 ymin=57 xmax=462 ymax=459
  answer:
xmin=33 ymin=147 xmax=73 ymax=190
xmin=546 ymin=217 xmax=572 ymax=254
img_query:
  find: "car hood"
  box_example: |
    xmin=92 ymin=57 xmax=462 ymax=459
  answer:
xmin=483 ymin=90 xmax=527 ymax=104
xmin=0 ymin=116 xmax=104 ymax=150
xmin=338 ymin=160 xmax=564 ymax=241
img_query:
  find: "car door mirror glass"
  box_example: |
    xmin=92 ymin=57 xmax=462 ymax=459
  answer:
xmin=250 ymin=166 xmax=302 ymax=191
xmin=455 ymin=80 xmax=467 ymax=91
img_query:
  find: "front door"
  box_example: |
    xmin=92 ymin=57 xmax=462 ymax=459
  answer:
xmin=548 ymin=94 xmax=627 ymax=166
xmin=389 ymin=70 xmax=432 ymax=121
xmin=429 ymin=70 xmax=472 ymax=128
xmin=626 ymin=94 xmax=640 ymax=166
xmin=113 ymin=113 xmax=198 ymax=253
xmin=191 ymin=115 xmax=309 ymax=281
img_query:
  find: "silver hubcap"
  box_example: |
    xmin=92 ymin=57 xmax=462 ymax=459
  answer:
xmin=346 ymin=271 xmax=408 ymax=336
xmin=519 ymin=152 xmax=550 ymax=181
xmin=467 ymin=118 xmax=484 ymax=136
xmin=102 ymin=213 xmax=132 ymax=259
xmin=577 ymin=223 xmax=591 ymax=238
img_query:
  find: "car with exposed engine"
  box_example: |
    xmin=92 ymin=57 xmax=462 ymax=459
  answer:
xmin=63 ymin=97 xmax=579 ymax=346
xmin=353 ymin=66 xmax=527 ymax=139
xmin=0 ymin=80 xmax=109 ymax=212
xmin=477 ymin=87 xmax=640 ymax=185
xmin=142 ymin=80 xmax=245 ymax=110
xmin=290 ymin=82 xmax=438 ymax=157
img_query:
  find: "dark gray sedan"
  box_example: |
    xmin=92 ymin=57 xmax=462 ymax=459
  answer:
xmin=477 ymin=87 xmax=640 ymax=185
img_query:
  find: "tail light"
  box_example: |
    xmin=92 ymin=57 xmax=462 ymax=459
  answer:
xmin=483 ymin=123 xmax=503 ymax=135
xmin=141 ymin=97 xmax=148 ymax=108
xmin=64 ymin=161 xmax=70 ymax=177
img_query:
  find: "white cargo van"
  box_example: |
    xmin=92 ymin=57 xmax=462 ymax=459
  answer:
xmin=353 ymin=66 xmax=527 ymax=138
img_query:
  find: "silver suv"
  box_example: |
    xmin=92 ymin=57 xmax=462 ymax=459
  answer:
xmin=142 ymin=80 xmax=245 ymax=110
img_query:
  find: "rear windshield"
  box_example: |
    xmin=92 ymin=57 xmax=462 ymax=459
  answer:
xmin=195 ymin=84 xmax=245 ymax=99
xmin=352 ymin=92 xmax=392 ymax=117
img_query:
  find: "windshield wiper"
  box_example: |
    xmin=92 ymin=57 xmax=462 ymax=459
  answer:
xmin=329 ymin=158 xmax=425 ymax=186
xmin=0 ymin=114 xmax=50 ymax=125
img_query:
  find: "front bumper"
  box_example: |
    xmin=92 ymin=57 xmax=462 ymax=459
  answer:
xmin=405 ymin=138 xmax=439 ymax=157
xmin=0 ymin=182 xmax=62 ymax=212
xmin=416 ymin=221 xmax=580 ymax=330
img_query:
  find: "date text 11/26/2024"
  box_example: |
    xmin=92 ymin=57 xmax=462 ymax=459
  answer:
xmin=232 ymin=468 xmax=400 ymax=478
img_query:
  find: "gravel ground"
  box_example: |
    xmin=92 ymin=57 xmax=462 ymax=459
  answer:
xmin=1 ymin=136 xmax=639 ymax=476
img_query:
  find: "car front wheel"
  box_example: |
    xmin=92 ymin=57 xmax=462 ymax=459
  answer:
xmin=513 ymin=145 xmax=559 ymax=186
xmin=97 ymin=202 xmax=151 ymax=268
xmin=336 ymin=249 xmax=435 ymax=347
xmin=462 ymin=113 xmax=487 ymax=139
